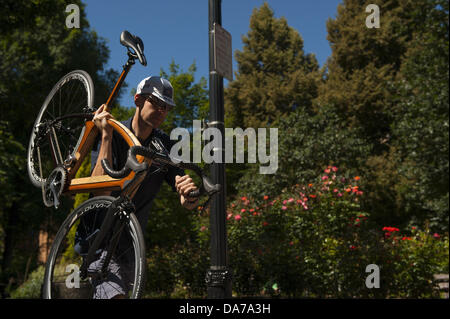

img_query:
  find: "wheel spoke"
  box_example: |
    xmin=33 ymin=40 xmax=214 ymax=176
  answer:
xmin=27 ymin=71 xmax=93 ymax=187
xmin=43 ymin=199 xmax=144 ymax=299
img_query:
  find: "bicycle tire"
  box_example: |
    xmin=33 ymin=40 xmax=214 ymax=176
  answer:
xmin=42 ymin=196 xmax=146 ymax=299
xmin=27 ymin=70 xmax=94 ymax=188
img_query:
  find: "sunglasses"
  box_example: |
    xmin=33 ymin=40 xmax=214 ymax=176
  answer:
xmin=145 ymin=95 xmax=173 ymax=112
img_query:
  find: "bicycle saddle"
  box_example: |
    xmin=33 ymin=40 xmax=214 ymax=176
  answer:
xmin=120 ymin=30 xmax=147 ymax=66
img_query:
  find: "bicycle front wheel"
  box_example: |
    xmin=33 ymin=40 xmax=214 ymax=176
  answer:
xmin=27 ymin=70 xmax=94 ymax=188
xmin=42 ymin=196 xmax=146 ymax=299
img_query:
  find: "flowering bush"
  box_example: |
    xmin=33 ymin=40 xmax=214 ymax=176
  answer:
xmin=215 ymin=166 xmax=449 ymax=298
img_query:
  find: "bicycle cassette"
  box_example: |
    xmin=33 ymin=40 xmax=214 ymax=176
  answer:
xmin=43 ymin=165 xmax=67 ymax=208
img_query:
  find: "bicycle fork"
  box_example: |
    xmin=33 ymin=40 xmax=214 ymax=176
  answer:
xmin=80 ymin=197 xmax=134 ymax=281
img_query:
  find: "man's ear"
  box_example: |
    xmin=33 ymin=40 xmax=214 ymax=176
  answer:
xmin=134 ymin=94 xmax=144 ymax=107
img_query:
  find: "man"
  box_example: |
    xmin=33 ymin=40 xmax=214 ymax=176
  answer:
xmin=88 ymin=76 xmax=199 ymax=298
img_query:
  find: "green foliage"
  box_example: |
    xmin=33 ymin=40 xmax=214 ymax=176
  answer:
xmin=9 ymin=266 xmax=44 ymax=299
xmin=141 ymin=167 xmax=448 ymax=298
xmin=159 ymin=61 xmax=209 ymax=133
xmin=389 ymin=0 xmax=449 ymax=232
xmin=0 ymin=121 xmax=26 ymax=207
xmin=235 ymin=104 xmax=372 ymax=201
xmin=225 ymin=2 xmax=321 ymax=129
xmin=225 ymin=167 xmax=448 ymax=297
xmin=0 ymin=0 xmax=124 ymax=294
xmin=319 ymin=0 xmax=422 ymax=139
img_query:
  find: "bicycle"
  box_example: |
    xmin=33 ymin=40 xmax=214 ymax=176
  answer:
xmin=26 ymin=31 xmax=221 ymax=298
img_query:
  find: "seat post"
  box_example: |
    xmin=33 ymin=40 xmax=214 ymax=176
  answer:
xmin=104 ymin=54 xmax=135 ymax=112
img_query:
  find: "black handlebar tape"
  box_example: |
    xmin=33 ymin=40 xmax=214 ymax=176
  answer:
xmin=100 ymin=147 xmax=150 ymax=179
xmin=101 ymin=159 xmax=131 ymax=179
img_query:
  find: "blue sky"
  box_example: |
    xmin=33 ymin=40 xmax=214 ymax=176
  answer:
xmin=83 ymin=0 xmax=343 ymax=107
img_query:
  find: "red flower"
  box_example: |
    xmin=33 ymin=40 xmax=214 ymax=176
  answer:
xmin=234 ymin=215 xmax=242 ymax=221
xmin=262 ymin=221 xmax=269 ymax=227
xmin=382 ymin=226 xmax=400 ymax=232
xmin=241 ymin=208 xmax=246 ymax=213
xmin=433 ymin=233 xmax=441 ymax=239
xmin=241 ymin=196 xmax=247 ymax=201
xmin=263 ymin=195 xmax=269 ymax=200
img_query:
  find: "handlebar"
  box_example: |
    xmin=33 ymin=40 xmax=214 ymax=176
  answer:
xmin=101 ymin=146 xmax=221 ymax=198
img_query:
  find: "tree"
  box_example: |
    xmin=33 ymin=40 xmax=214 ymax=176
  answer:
xmin=314 ymin=0 xmax=448 ymax=227
xmin=390 ymin=0 xmax=449 ymax=232
xmin=0 ymin=0 xmax=126 ymax=294
xmin=225 ymin=2 xmax=321 ymax=129
xmin=159 ymin=61 xmax=209 ymax=134
xmin=224 ymin=2 xmax=321 ymax=197
xmin=235 ymin=104 xmax=372 ymax=201
xmin=317 ymin=0 xmax=432 ymax=149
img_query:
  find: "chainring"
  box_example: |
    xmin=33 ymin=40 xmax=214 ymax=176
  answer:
xmin=43 ymin=165 xmax=67 ymax=208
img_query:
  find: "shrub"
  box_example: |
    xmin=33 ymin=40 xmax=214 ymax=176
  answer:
xmin=221 ymin=166 xmax=449 ymax=298
xmin=10 ymin=266 xmax=44 ymax=299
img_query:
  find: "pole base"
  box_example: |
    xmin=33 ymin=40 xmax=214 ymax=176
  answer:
xmin=205 ymin=266 xmax=232 ymax=298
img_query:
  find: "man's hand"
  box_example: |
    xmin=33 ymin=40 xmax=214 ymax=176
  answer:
xmin=93 ymin=104 xmax=114 ymax=138
xmin=175 ymin=175 xmax=199 ymax=210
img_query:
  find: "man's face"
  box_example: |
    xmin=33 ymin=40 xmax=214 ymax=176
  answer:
xmin=135 ymin=94 xmax=170 ymax=129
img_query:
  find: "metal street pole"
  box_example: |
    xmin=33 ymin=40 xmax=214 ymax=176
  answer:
xmin=205 ymin=0 xmax=232 ymax=299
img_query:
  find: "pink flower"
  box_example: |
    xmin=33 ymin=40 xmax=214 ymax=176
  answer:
xmin=283 ymin=200 xmax=287 ymax=205
xmin=433 ymin=233 xmax=440 ymax=239
xmin=332 ymin=166 xmax=338 ymax=172
xmin=241 ymin=208 xmax=246 ymax=213
xmin=227 ymin=213 xmax=233 ymax=220
xmin=241 ymin=196 xmax=247 ymax=201
xmin=234 ymin=215 xmax=242 ymax=221
xmin=288 ymin=198 xmax=294 ymax=203
xmin=322 ymin=175 xmax=328 ymax=180
xmin=333 ymin=189 xmax=338 ymax=193
xmin=282 ymin=206 xmax=287 ymax=210
xmin=200 ymin=226 xmax=207 ymax=232
xmin=324 ymin=168 xmax=331 ymax=174
xmin=337 ymin=193 xmax=343 ymax=197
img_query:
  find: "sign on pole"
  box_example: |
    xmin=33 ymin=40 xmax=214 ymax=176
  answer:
xmin=213 ymin=23 xmax=233 ymax=81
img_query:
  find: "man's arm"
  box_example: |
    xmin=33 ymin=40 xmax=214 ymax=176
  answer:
xmin=91 ymin=104 xmax=114 ymax=196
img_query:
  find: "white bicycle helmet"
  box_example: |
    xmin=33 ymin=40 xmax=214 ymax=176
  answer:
xmin=136 ymin=76 xmax=175 ymax=107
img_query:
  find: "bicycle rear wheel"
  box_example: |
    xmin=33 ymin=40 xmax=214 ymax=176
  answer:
xmin=42 ymin=196 xmax=146 ymax=299
xmin=27 ymin=70 xmax=94 ymax=188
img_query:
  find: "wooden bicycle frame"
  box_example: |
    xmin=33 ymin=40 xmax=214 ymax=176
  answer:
xmin=61 ymin=54 xmax=150 ymax=196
